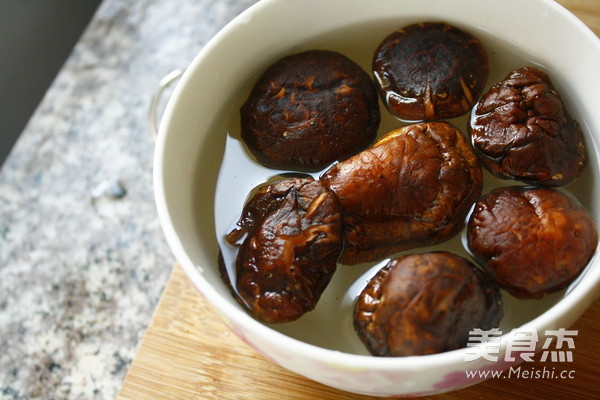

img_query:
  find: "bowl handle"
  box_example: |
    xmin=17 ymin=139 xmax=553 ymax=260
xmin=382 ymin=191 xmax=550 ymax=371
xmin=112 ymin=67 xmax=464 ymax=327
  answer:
xmin=148 ymin=69 xmax=185 ymax=142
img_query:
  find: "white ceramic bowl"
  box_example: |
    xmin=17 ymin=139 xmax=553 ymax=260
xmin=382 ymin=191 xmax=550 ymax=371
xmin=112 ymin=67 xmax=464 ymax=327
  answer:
xmin=154 ymin=0 xmax=600 ymax=396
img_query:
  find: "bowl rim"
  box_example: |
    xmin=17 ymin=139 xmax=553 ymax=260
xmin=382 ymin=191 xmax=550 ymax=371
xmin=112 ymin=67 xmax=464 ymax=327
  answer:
xmin=154 ymin=0 xmax=600 ymax=372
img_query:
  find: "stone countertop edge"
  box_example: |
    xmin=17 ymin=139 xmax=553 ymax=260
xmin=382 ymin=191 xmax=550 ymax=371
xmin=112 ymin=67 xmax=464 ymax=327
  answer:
xmin=0 ymin=1 xmax=259 ymax=399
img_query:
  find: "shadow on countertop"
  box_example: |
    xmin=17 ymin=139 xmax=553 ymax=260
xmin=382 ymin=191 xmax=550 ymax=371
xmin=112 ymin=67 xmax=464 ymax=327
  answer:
xmin=0 ymin=0 xmax=102 ymax=168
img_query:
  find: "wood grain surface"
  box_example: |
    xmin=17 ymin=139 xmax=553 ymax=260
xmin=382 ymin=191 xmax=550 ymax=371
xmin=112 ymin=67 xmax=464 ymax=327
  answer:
xmin=556 ymin=0 xmax=600 ymax=35
xmin=118 ymin=265 xmax=599 ymax=400
xmin=119 ymin=2 xmax=599 ymax=399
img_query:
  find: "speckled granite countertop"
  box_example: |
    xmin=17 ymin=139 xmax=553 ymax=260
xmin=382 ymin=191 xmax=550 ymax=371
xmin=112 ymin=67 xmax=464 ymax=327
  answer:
xmin=0 ymin=0 xmax=258 ymax=398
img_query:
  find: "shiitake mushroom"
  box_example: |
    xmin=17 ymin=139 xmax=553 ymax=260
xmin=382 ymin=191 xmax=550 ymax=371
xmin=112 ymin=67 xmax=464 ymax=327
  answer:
xmin=321 ymin=121 xmax=482 ymax=265
xmin=373 ymin=22 xmax=488 ymax=121
xmin=240 ymin=50 xmax=380 ymax=171
xmin=221 ymin=177 xmax=343 ymax=323
xmin=354 ymin=252 xmax=503 ymax=357
xmin=469 ymin=67 xmax=587 ymax=186
xmin=467 ymin=186 xmax=597 ymax=299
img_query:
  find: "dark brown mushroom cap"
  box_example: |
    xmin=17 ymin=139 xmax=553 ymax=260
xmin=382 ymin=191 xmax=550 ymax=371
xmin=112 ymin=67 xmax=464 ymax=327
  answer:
xmin=353 ymin=252 xmax=503 ymax=357
xmin=469 ymin=67 xmax=587 ymax=186
xmin=373 ymin=22 xmax=488 ymax=121
xmin=222 ymin=177 xmax=343 ymax=323
xmin=241 ymin=50 xmax=380 ymax=171
xmin=321 ymin=121 xmax=482 ymax=265
xmin=467 ymin=186 xmax=597 ymax=299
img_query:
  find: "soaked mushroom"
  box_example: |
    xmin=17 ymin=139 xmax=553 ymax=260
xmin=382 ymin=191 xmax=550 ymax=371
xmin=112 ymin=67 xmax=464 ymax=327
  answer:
xmin=373 ymin=22 xmax=488 ymax=121
xmin=467 ymin=186 xmax=597 ymax=299
xmin=354 ymin=252 xmax=503 ymax=357
xmin=470 ymin=67 xmax=587 ymax=186
xmin=221 ymin=177 xmax=343 ymax=323
xmin=240 ymin=50 xmax=380 ymax=171
xmin=321 ymin=121 xmax=482 ymax=265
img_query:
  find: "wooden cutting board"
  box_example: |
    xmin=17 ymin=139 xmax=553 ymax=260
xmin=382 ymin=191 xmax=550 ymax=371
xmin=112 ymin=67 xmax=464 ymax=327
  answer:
xmin=119 ymin=2 xmax=600 ymax=399
xmin=118 ymin=265 xmax=599 ymax=400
